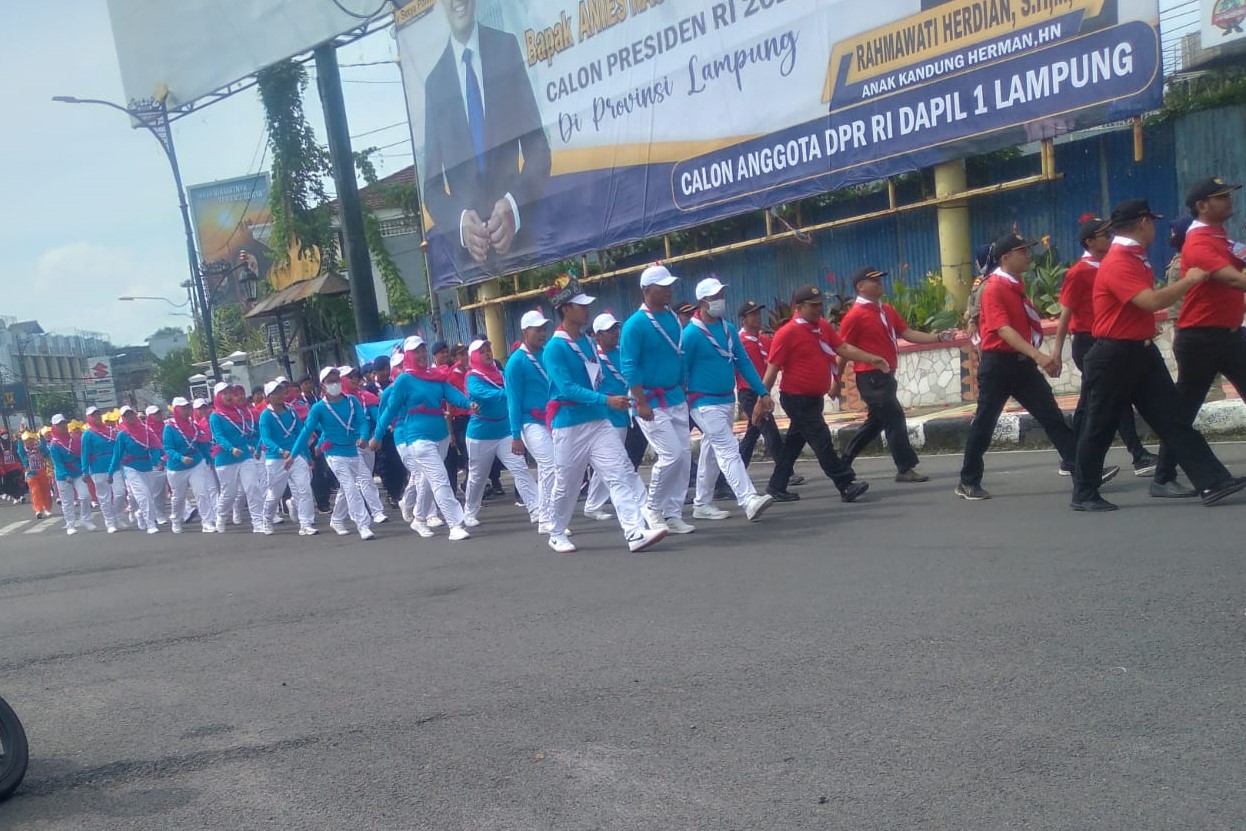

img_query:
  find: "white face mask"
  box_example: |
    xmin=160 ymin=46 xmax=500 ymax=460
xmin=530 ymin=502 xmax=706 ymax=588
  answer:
xmin=706 ymin=299 xmax=727 ymax=318
xmin=324 ymin=383 xmax=342 ymax=397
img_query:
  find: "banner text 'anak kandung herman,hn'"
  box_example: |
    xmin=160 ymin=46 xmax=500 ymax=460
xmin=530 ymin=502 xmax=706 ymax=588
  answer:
xmin=395 ymin=0 xmax=1162 ymax=290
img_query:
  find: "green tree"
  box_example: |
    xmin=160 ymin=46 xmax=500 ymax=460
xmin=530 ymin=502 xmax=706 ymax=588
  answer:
xmin=152 ymin=348 xmax=198 ymax=401
xmin=31 ymin=391 xmax=78 ymax=422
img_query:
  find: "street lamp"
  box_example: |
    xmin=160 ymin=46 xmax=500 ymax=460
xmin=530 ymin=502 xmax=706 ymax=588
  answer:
xmin=118 ymin=295 xmax=189 ymax=307
xmin=52 ymin=94 xmax=220 ymax=378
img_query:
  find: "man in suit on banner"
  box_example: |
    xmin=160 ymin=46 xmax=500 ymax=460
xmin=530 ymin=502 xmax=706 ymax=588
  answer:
xmin=423 ymin=0 xmax=551 ymax=273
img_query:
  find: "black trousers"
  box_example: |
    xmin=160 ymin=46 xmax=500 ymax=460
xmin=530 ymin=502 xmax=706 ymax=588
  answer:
xmin=1074 ymin=339 xmax=1229 ymax=500
xmin=768 ymin=392 xmax=855 ymax=494
xmin=960 ymin=351 xmax=1077 ymax=487
xmin=1 ymin=470 xmax=23 ymax=500
xmin=310 ymin=452 xmax=335 ymax=512
xmin=1154 ymin=327 xmax=1246 ymax=483
xmin=1070 ymin=332 xmax=1146 ymax=462
xmin=443 ymin=415 xmax=470 ymax=487
xmin=379 ymin=431 xmax=405 ymax=501
xmin=737 ymin=387 xmax=785 ymax=466
xmin=842 ymin=370 xmax=919 ymax=473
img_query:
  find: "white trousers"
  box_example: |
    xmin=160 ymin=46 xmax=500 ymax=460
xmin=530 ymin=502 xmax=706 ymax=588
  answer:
xmin=398 ymin=440 xmax=465 ymax=528
xmin=123 ymin=466 xmax=156 ymax=531
xmin=585 ymin=426 xmax=647 ymax=513
xmin=326 ymin=454 xmax=372 ymax=531
xmin=265 ymin=457 xmax=314 ymax=528
xmin=168 ymin=462 xmax=218 ymax=530
xmin=215 ymin=458 xmax=265 ymax=531
xmin=690 ymin=403 xmax=757 ymax=507
xmin=464 ymin=437 xmax=539 ymax=521
xmin=90 ymin=472 xmax=127 ymax=530
xmin=521 ymin=423 xmax=556 ymax=526
xmin=637 ymin=402 xmax=692 ymax=518
xmin=151 ymin=472 xmax=170 ymax=522
xmin=551 ymin=420 xmax=645 ymax=541
xmin=336 ymin=447 xmax=384 ymax=518
xmin=55 ymin=477 xmax=91 ymax=530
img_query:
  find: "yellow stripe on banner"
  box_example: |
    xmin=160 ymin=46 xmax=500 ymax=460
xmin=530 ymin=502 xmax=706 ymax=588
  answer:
xmin=548 ymin=136 xmax=760 ymax=176
xmin=394 ymin=0 xmax=436 ymax=28
xmin=821 ymin=0 xmax=1109 ymax=103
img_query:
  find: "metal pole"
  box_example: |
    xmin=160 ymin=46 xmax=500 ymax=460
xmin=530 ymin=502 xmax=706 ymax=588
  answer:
xmin=314 ymin=44 xmax=382 ymax=343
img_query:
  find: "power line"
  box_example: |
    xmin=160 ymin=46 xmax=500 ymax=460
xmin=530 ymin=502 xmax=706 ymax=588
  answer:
xmin=351 ymin=121 xmax=407 ymax=139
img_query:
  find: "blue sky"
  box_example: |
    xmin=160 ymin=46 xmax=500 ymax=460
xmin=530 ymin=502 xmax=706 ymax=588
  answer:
xmin=1 ymin=2 xmax=413 ymax=346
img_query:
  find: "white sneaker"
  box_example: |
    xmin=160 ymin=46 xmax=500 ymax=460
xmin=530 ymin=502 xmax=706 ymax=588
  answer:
xmin=329 ymin=522 xmax=351 ymax=536
xmin=359 ymin=527 xmax=376 ymax=541
xmin=146 ymin=526 xmax=160 ymax=535
xmin=232 ymin=511 xmax=243 ymax=525
xmin=448 ymin=525 xmax=470 ymax=541
xmin=410 ymin=519 xmax=434 ymax=538
xmin=284 ymin=498 xmax=294 ymax=517
xmin=66 ymin=527 xmax=77 ymax=536
xmin=201 ymin=526 xmax=215 ymax=533
xmin=156 ymin=516 xmax=168 ymax=526
xmin=106 ymin=526 xmax=118 ymax=534
xmin=300 ymin=526 xmax=319 ymax=536
xmin=463 ymin=516 xmax=481 ymax=527
xmin=642 ymin=506 xmax=668 ymax=531
xmin=372 ymin=513 xmax=389 ymax=524
xmin=215 ymin=518 xmax=226 ymax=534
xmin=271 ymin=514 xmax=286 ymax=525
xmin=80 ymin=519 xmax=98 ymax=532
xmin=537 ymin=521 xmax=553 ymax=535
xmin=692 ymin=505 xmax=730 ymax=520
xmin=627 ymin=528 xmax=667 ymax=553
xmin=426 ymin=515 xmax=445 ymax=528
xmin=664 ymin=515 xmax=696 ymax=534
xmin=583 ymin=508 xmax=613 ymax=521
xmin=261 ymin=523 xmax=274 ymax=536
xmin=400 ymin=503 xmax=414 ymax=524
xmin=744 ymin=493 xmax=775 ymax=522
xmin=171 ymin=524 xmax=183 ymax=535
xmin=548 ymin=534 xmax=576 ymax=554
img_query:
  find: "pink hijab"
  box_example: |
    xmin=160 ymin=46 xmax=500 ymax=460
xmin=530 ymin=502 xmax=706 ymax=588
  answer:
xmin=468 ymin=349 xmax=504 ymax=386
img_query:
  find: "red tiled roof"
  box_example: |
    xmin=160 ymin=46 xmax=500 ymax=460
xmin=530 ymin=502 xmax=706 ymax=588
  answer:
xmin=328 ymin=165 xmax=416 ymax=214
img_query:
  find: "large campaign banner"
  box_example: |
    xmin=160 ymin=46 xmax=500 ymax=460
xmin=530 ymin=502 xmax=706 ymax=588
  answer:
xmin=396 ymin=0 xmax=1162 ymax=290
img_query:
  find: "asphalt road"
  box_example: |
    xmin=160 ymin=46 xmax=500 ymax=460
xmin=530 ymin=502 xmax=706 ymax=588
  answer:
xmin=2 ymin=444 xmax=1246 ymax=830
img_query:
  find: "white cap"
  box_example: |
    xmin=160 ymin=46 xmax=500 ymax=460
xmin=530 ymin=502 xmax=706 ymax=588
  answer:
xmin=592 ymin=313 xmax=620 ymax=333
xmin=50 ymin=414 xmax=66 ymax=425
xmin=170 ymin=396 xmax=190 ymax=407
xmin=193 ymin=398 xmax=208 ymax=408
xmin=84 ymin=406 xmax=99 ymax=416
xmin=144 ymin=405 xmax=161 ymax=416
xmin=389 ymin=352 xmax=404 ymax=369
xmin=318 ymin=366 xmax=340 ymax=383
xmin=695 ymin=277 xmax=726 ymax=301
xmin=640 ymin=264 xmax=678 ymax=287
xmin=403 ymin=335 xmax=424 ymax=352
xmin=564 ymin=292 xmax=595 ymax=306
xmin=520 ymin=310 xmax=549 ymax=330
xmin=468 ymin=338 xmax=489 ymax=354
xmin=263 ymin=381 xmax=280 ymax=396
xmin=338 ymin=365 xmax=354 ymax=377
xmin=213 ymin=381 xmax=230 ymax=396
xmin=119 ymin=405 xmax=135 ymax=415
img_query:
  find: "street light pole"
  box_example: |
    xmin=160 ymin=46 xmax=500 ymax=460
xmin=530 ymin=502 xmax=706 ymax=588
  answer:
xmin=52 ymin=94 xmax=221 ymax=378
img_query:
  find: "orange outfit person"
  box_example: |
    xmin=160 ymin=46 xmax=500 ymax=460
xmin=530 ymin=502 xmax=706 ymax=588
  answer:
xmin=20 ymin=433 xmax=54 ymax=518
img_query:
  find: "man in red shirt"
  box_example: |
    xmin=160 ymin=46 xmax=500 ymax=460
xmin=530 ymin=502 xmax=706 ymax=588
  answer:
xmin=838 ymin=266 xmax=952 ymax=482
xmin=762 ymin=284 xmax=888 ymax=503
xmin=1072 ymin=198 xmax=1246 ymax=510
xmin=1053 ymin=215 xmax=1157 ymax=476
xmin=1151 ymin=177 xmax=1246 ymax=492
xmin=957 ymin=233 xmax=1114 ymax=500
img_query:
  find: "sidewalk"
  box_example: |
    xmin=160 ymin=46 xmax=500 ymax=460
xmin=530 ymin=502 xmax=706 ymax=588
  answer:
xmin=718 ymin=385 xmax=1246 ymax=458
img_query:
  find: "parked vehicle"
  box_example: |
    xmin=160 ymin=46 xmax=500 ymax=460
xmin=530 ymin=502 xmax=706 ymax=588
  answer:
xmin=0 ymin=694 xmax=28 ymax=801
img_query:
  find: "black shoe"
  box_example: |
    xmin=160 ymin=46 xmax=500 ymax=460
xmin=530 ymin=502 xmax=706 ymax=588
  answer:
xmin=955 ymin=483 xmax=991 ymax=501
xmin=1070 ymin=496 xmax=1118 ymax=512
xmin=765 ymin=487 xmax=800 ymax=502
xmin=1132 ymin=451 xmax=1158 ymax=477
xmin=491 ymin=481 xmax=505 ymax=496
xmin=788 ymin=475 xmax=806 ymax=487
xmin=1149 ymin=480 xmax=1198 ymax=499
xmin=1201 ymin=475 xmax=1246 ymax=506
xmin=713 ymin=487 xmax=734 ymax=501
xmin=1100 ymin=465 xmax=1120 ymax=486
xmin=840 ymin=481 xmax=869 ymax=503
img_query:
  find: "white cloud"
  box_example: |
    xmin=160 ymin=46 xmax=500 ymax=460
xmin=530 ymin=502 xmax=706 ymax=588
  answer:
xmin=7 ymin=242 xmax=195 ymax=346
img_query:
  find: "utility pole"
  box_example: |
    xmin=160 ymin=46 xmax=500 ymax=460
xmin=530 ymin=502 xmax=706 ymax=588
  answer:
xmin=314 ymin=43 xmax=382 ymax=343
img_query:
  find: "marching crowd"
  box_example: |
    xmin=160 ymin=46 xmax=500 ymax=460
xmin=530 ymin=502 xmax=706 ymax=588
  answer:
xmin=7 ymin=181 xmax=1246 ymax=547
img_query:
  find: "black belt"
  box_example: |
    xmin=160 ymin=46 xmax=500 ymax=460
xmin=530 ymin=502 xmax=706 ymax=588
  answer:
xmin=1097 ymin=337 xmax=1154 ymax=347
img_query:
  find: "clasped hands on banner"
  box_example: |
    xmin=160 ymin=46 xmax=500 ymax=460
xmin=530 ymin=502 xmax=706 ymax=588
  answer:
xmin=462 ymin=198 xmax=517 ymax=263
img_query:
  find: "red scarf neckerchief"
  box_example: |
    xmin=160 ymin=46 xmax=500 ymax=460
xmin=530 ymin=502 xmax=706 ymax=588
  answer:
xmin=120 ymin=418 xmax=157 ymax=449
xmin=49 ymin=427 xmax=81 ymax=456
xmin=990 ymin=267 xmax=1044 ymax=348
xmin=853 ymin=295 xmax=897 ymax=345
xmin=171 ymin=411 xmax=208 ymax=445
xmin=739 ymin=327 xmax=768 ymax=361
xmin=213 ymin=391 xmax=256 ymax=435
xmin=342 ymin=376 xmax=380 ymax=407
xmin=468 ymin=350 xmax=504 ymax=387
xmin=86 ymin=418 xmax=116 ymax=441
xmin=404 ymin=357 xmax=445 ymax=382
